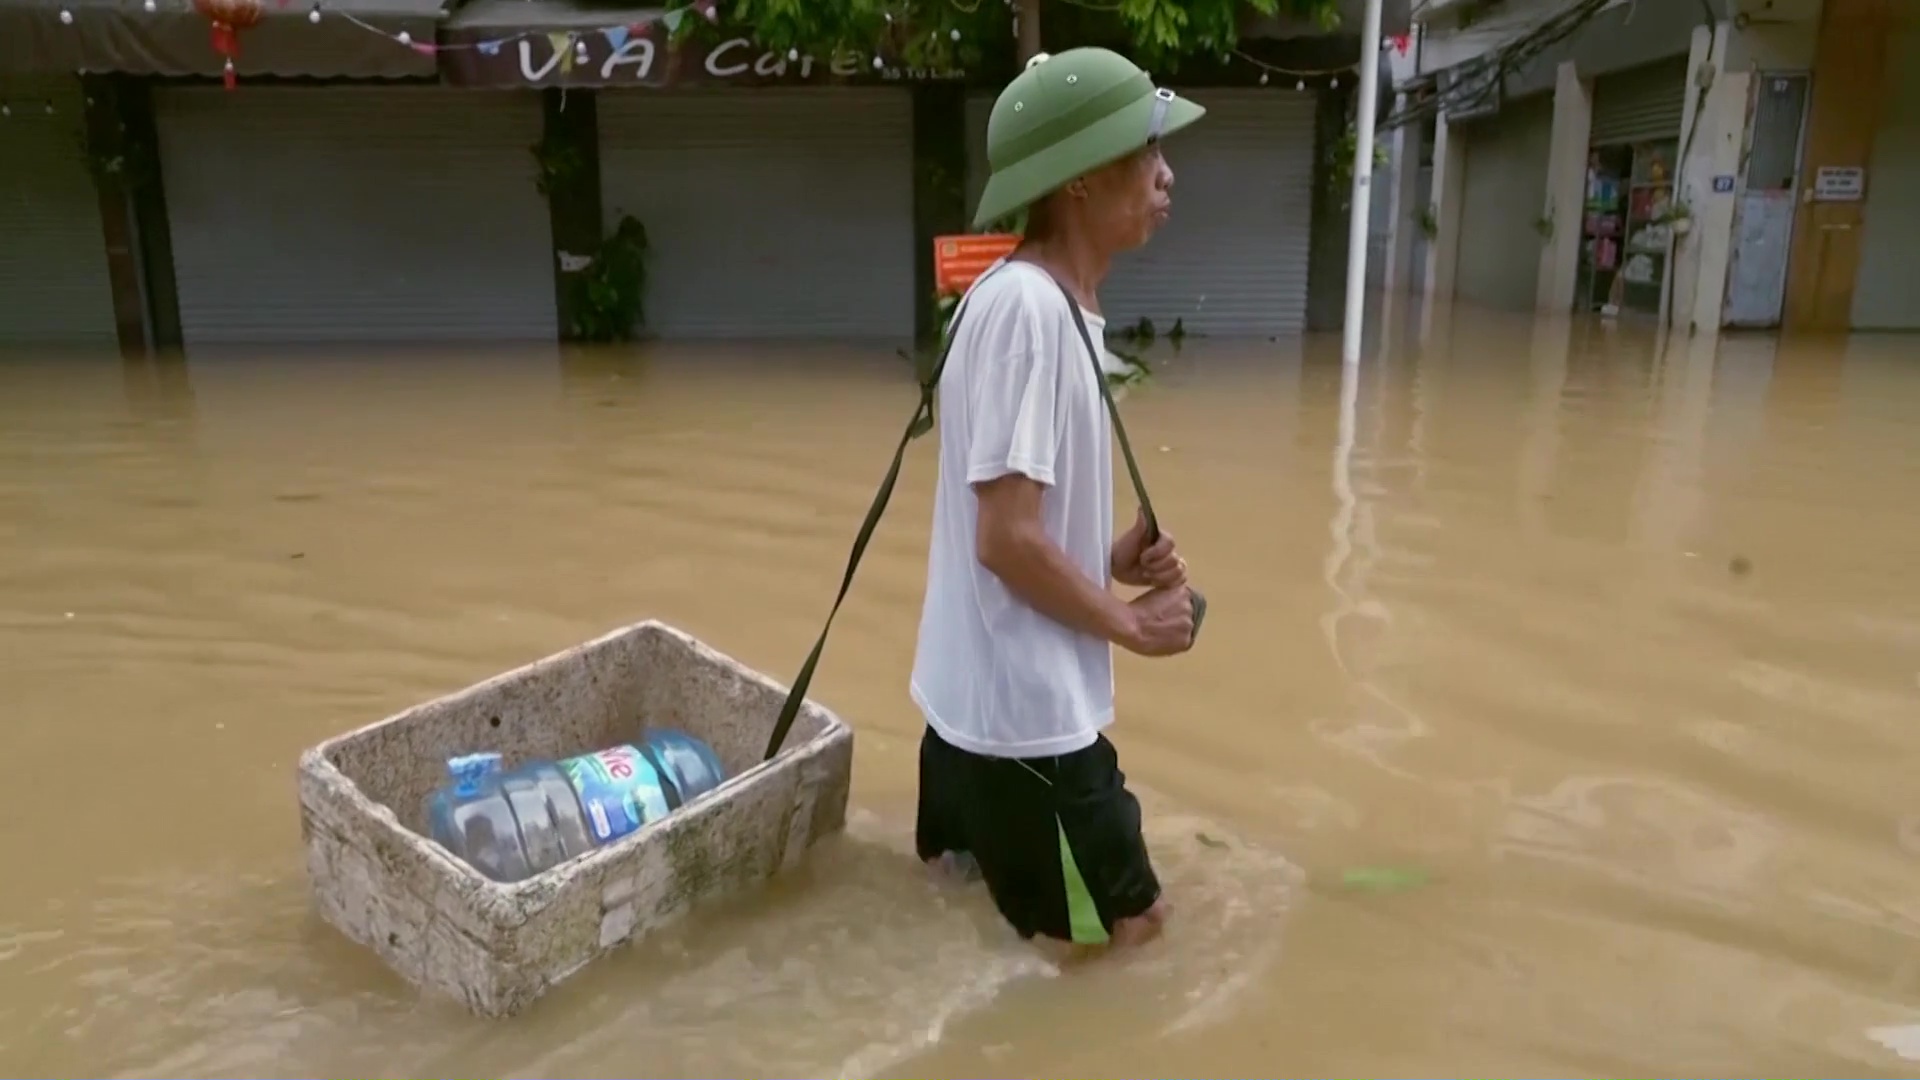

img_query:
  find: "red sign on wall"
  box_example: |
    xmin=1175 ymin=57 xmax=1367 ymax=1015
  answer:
xmin=933 ymin=233 xmax=1020 ymax=296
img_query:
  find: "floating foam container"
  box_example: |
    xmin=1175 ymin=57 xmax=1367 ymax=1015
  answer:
xmin=295 ymin=620 xmax=854 ymax=1018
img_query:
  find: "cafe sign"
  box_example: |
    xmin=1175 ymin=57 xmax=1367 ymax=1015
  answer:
xmin=440 ymin=23 xmax=966 ymax=88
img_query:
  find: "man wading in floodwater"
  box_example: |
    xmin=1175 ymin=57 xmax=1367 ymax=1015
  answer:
xmin=911 ymin=47 xmax=1203 ymax=953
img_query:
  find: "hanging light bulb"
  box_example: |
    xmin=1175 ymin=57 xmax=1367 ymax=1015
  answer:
xmin=1331 ymin=76 xmax=1340 ymax=88
xmin=1259 ymin=72 xmax=1269 ymax=85
xmin=58 ymin=8 xmax=73 ymax=23
xmin=872 ymin=55 xmax=884 ymax=69
xmin=45 ymin=101 xmax=55 ymax=114
xmin=1296 ymin=79 xmax=1305 ymax=91
xmin=949 ymin=27 xmax=960 ymax=41
xmin=143 ymin=0 xmax=157 ymax=11
xmin=1 ymin=105 xmax=10 ymax=117
xmin=308 ymin=3 xmax=320 ymax=21
xmin=396 ymin=29 xmax=412 ymax=44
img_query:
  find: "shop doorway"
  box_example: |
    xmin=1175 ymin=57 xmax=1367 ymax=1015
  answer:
xmin=1576 ymin=137 xmax=1679 ymax=318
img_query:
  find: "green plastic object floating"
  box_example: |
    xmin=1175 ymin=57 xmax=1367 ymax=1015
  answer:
xmin=1339 ymin=865 xmax=1431 ymax=893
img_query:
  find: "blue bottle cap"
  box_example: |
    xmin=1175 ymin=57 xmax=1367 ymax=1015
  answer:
xmin=447 ymin=752 xmax=503 ymax=797
xmin=644 ymin=729 xmax=727 ymax=804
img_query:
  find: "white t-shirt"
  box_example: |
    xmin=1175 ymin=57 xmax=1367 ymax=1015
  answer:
xmin=909 ymin=258 xmax=1115 ymax=760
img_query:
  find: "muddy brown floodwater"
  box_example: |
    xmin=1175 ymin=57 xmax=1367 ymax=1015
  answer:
xmin=3 ymin=311 xmax=1920 ymax=1077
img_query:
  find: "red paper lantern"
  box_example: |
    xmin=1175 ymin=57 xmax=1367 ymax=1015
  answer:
xmin=193 ymin=0 xmax=262 ymax=89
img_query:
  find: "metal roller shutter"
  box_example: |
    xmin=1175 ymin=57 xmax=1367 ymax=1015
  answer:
xmin=1456 ymin=92 xmax=1553 ymax=311
xmin=966 ymin=88 xmax=1316 ymax=338
xmin=155 ymin=85 xmax=555 ymax=348
xmin=1101 ymin=90 xmax=1315 ymax=338
xmin=0 ymin=76 xmax=117 ymax=349
xmin=598 ymin=88 xmax=914 ymax=340
xmin=1591 ymin=55 xmax=1690 ymax=146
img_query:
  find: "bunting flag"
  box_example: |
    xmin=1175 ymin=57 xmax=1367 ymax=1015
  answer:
xmin=281 ymin=0 xmax=713 ymax=62
xmin=34 ymin=0 xmax=714 ymax=67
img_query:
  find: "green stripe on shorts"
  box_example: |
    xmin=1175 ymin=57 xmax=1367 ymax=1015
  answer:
xmin=1057 ymin=817 xmax=1110 ymax=946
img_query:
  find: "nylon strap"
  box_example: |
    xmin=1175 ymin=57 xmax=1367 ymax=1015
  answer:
xmin=761 ymin=261 xmax=1204 ymax=762
xmin=1146 ymin=87 xmax=1175 ymax=143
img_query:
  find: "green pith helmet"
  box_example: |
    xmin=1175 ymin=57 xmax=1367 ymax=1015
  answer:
xmin=971 ymin=47 xmax=1207 ymax=231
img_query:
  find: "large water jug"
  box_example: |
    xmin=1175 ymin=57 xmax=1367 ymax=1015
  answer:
xmin=424 ymin=728 xmax=729 ymax=883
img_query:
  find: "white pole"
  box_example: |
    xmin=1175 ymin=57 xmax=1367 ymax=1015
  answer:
xmin=1341 ymin=0 xmax=1387 ymax=366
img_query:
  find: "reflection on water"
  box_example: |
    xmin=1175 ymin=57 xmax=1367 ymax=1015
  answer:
xmin=3 ymin=314 xmax=1920 ymax=1076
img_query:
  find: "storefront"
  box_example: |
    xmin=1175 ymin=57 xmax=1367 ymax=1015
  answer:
xmin=966 ymin=86 xmax=1319 ymax=338
xmin=599 ymin=88 xmax=914 ymax=340
xmin=1452 ymin=90 xmax=1553 ymax=312
xmin=1575 ymin=54 xmax=1689 ymax=319
xmin=439 ymin=6 xmax=935 ymax=342
xmin=3 ymin=0 xmax=452 ymax=352
xmin=0 ymin=75 xmax=119 ymax=350
xmin=153 ymin=84 xmax=556 ymax=347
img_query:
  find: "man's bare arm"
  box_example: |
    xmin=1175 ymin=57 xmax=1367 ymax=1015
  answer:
xmin=973 ymin=473 xmax=1139 ymax=648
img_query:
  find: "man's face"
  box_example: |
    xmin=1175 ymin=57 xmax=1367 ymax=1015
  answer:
xmin=1081 ymin=142 xmax=1175 ymax=252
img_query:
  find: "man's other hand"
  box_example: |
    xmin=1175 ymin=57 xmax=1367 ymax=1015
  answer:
xmin=1111 ymin=508 xmax=1187 ymax=590
xmin=1119 ymin=585 xmax=1196 ymax=657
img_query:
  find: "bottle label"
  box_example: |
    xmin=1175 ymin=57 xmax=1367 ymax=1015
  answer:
xmin=558 ymin=744 xmax=672 ymax=844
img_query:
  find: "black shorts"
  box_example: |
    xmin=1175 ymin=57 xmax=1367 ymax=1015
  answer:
xmin=915 ymin=725 xmax=1161 ymax=945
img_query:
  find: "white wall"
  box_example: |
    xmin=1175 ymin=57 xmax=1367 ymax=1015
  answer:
xmin=1537 ymin=61 xmax=1593 ymax=312
xmin=1851 ymin=15 xmax=1920 ymax=330
xmin=1673 ymin=23 xmax=1740 ymax=333
xmin=1367 ymin=123 xmax=1396 ymax=290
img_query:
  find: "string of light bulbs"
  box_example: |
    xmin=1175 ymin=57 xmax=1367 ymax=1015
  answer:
xmin=0 ymin=99 xmax=59 ymax=117
xmin=1232 ymin=48 xmax=1358 ymax=89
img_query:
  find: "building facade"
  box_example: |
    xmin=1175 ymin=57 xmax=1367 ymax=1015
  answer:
xmin=1379 ymin=0 xmax=1917 ymax=335
xmin=0 ymin=0 xmax=1410 ymax=356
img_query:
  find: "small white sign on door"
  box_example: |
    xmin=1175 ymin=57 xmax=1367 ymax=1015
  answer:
xmin=1813 ymin=166 xmax=1866 ymax=202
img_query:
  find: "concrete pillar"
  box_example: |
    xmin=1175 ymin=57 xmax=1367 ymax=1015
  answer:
xmin=540 ymin=88 xmax=603 ymax=344
xmin=1537 ymin=61 xmax=1593 ymax=313
xmin=1382 ymin=99 xmax=1426 ymax=295
xmin=1670 ymin=22 xmax=1741 ymax=335
xmin=1016 ymin=0 xmax=1042 ymax=61
xmin=912 ymin=83 xmax=968 ymax=344
xmin=1423 ymin=109 xmax=1466 ymax=309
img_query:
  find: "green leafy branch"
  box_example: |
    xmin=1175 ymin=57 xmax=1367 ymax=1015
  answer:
xmin=1104 ymin=0 xmax=1342 ymax=71
xmin=671 ymin=0 xmax=1345 ymax=76
xmin=530 ymin=131 xmax=588 ymax=200
xmin=565 ymin=214 xmax=651 ymax=343
xmin=671 ymin=0 xmax=993 ymax=73
xmin=1325 ymin=120 xmax=1389 ymax=213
